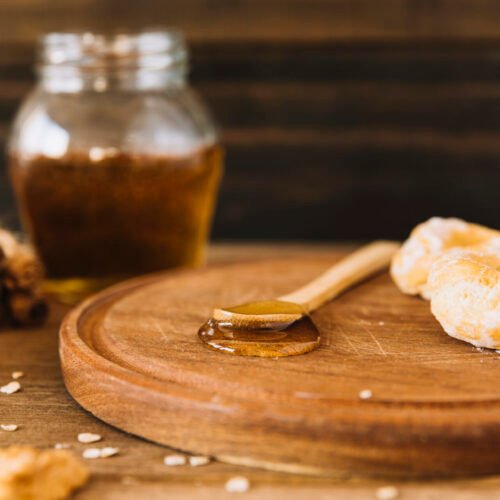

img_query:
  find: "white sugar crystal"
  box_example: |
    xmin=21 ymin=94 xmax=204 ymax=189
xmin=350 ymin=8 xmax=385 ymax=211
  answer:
xmin=78 ymin=432 xmax=102 ymax=444
xmin=164 ymin=454 xmax=187 ymax=466
xmin=11 ymin=371 xmax=24 ymax=380
xmin=359 ymin=389 xmax=373 ymax=400
xmin=100 ymin=447 xmax=119 ymax=458
xmin=1 ymin=424 xmax=18 ymax=431
xmin=189 ymin=455 xmax=211 ymax=467
xmin=82 ymin=448 xmax=101 ymax=459
xmin=225 ymin=476 xmax=250 ymax=493
xmin=0 ymin=381 xmax=21 ymax=394
xmin=376 ymin=485 xmax=399 ymax=499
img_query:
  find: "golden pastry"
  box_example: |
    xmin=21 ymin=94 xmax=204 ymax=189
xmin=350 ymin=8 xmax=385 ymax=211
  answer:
xmin=0 ymin=446 xmax=89 ymax=500
xmin=428 ymin=249 xmax=500 ymax=349
xmin=391 ymin=217 xmax=499 ymax=299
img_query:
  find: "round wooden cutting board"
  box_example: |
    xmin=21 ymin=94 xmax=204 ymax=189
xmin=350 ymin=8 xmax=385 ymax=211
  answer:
xmin=60 ymin=252 xmax=500 ymax=479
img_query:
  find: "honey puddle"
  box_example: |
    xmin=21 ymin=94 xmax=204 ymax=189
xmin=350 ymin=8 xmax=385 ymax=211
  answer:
xmin=198 ymin=316 xmax=320 ymax=357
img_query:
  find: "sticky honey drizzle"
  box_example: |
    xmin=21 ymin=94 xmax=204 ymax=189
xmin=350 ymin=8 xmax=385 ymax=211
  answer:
xmin=198 ymin=314 xmax=320 ymax=357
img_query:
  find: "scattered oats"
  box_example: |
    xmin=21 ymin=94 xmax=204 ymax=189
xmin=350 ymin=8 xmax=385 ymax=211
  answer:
xmin=78 ymin=432 xmax=102 ymax=444
xmin=100 ymin=447 xmax=119 ymax=458
xmin=189 ymin=455 xmax=211 ymax=467
xmin=54 ymin=443 xmax=71 ymax=449
xmin=0 ymin=381 xmax=21 ymax=394
xmin=378 ymin=321 xmax=385 ymax=326
xmin=82 ymin=446 xmax=119 ymax=459
xmin=376 ymin=485 xmax=399 ymax=499
xmin=11 ymin=371 xmax=24 ymax=380
xmin=82 ymin=448 xmax=101 ymax=459
xmin=1 ymin=424 xmax=18 ymax=431
xmin=359 ymin=389 xmax=373 ymax=400
xmin=164 ymin=454 xmax=187 ymax=466
xmin=225 ymin=476 xmax=250 ymax=493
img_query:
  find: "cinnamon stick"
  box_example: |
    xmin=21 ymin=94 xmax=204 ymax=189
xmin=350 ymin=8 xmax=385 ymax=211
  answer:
xmin=4 ymin=244 xmax=44 ymax=291
xmin=0 ymin=228 xmax=19 ymax=259
xmin=7 ymin=290 xmax=48 ymax=327
xmin=0 ymin=228 xmax=48 ymax=328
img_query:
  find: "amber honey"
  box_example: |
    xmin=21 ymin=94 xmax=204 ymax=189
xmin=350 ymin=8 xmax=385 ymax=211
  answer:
xmin=199 ymin=299 xmax=320 ymax=357
xmin=10 ymin=145 xmax=222 ymax=301
xmin=198 ymin=316 xmax=320 ymax=357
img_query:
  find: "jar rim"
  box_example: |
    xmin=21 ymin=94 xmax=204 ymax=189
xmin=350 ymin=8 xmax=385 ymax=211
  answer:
xmin=37 ymin=28 xmax=187 ymax=73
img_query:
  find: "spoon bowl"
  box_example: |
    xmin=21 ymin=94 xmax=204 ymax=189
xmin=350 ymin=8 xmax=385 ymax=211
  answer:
xmin=212 ymin=300 xmax=304 ymax=330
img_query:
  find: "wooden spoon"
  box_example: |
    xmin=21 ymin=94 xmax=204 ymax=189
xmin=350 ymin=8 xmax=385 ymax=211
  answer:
xmin=212 ymin=241 xmax=399 ymax=330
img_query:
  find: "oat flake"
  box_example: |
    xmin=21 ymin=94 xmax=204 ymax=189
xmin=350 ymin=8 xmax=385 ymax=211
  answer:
xmin=0 ymin=381 xmax=21 ymax=394
xmin=1 ymin=424 xmax=18 ymax=431
xmin=225 ymin=476 xmax=250 ymax=493
xmin=359 ymin=389 xmax=373 ymax=400
xmin=82 ymin=448 xmax=101 ymax=459
xmin=78 ymin=432 xmax=102 ymax=444
xmin=54 ymin=443 xmax=71 ymax=449
xmin=100 ymin=447 xmax=119 ymax=458
xmin=376 ymin=485 xmax=399 ymax=499
xmin=164 ymin=454 xmax=186 ymax=466
xmin=189 ymin=455 xmax=211 ymax=467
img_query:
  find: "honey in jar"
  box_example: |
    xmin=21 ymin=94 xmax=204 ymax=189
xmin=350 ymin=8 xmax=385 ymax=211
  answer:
xmin=8 ymin=30 xmax=223 ymax=301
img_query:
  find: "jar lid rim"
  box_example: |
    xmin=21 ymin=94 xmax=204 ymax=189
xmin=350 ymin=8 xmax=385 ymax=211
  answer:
xmin=37 ymin=28 xmax=187 ymax=71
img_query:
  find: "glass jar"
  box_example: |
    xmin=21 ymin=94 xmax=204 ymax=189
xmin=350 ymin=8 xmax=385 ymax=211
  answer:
xmin=8 ymin=30 xmax=223 ymax=301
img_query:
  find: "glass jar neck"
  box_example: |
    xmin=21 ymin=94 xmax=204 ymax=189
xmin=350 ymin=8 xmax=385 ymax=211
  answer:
xmin=38 ymin=67 xmax=187 ymax=93
xmin=37 ymin=30 xmax=188 ymax=93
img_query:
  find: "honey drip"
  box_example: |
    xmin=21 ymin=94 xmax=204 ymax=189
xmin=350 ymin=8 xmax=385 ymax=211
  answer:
xmin=198 ymin=316 xmax=320 ymax=357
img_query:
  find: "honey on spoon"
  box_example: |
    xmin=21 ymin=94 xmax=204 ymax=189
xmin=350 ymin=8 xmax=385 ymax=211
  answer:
xmin=199 ymin=241 xmax=399 ymax=357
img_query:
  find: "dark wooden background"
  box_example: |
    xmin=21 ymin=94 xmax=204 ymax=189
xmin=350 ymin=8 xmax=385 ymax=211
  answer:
xmin=1 ymin=0 xmax=499 ymax=240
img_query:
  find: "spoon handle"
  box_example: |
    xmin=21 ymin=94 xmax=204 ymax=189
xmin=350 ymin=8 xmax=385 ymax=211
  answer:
xmin=278 ymin=241 xmax=399 ymax=314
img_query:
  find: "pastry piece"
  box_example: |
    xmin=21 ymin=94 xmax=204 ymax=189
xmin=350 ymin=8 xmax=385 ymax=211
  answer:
xmin=428 ymin=249 xmax=500 ymax=349
xmin=0 ymin=446 xmax=89 ymax=500
xmin=391 ymin=217 xmax=499 ymax=299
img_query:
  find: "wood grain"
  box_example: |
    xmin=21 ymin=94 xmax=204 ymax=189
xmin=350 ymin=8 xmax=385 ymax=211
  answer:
xmin=0 ymin=0 xmax=500 ymax=41
xmin=1 ymin=41 xmax=500 ymax=238
xmin=6 ymin=0 xmax=500 ymax=43
xmin=1 ymin=2 xmax=500 ymax=239
xmin=60 ymin=250 xmax=500 ymax=479
xmin=1 ymin=243 xmax=500 ymax=498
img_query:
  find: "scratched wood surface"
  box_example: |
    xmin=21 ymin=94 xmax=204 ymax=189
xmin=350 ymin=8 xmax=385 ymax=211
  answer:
xmin=60 ymin=245 xmax=500 ymax=480
xmin=1 ymin=244 xmax=500 ymax=498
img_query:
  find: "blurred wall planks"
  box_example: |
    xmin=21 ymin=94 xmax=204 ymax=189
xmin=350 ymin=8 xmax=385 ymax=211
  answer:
xmin=5 ymin=0 xmax=500 ymax=43
xmin=0 ymin=1 xmax=499 ymax=239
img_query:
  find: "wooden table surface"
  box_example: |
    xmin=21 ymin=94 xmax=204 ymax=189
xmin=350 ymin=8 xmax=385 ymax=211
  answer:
xmin=1 ymin=243 xmax=500 ymax=499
